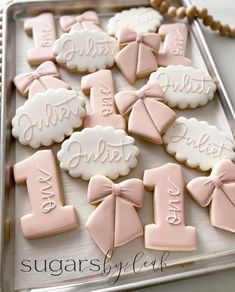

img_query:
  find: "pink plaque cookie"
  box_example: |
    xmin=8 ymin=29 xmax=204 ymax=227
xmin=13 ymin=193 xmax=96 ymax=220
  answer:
xmin=24 ymin=13 xmax=57 ymax=66
xmin=81 ymin=69 xmax=125 ymax=129
xmin=115 ymin=82 xmax=176 ymax=143
xmin=144 ymin=163 xmax=197 ymax=251
xmin=86 ymin=175 xmax=144 ymax=257
xmin=14 ymin=61 xmax=70 ymax=98
xmin=115 ymin=27 xmax=160 ymax=84
xmin=157 ymin=23 xmax=192 ymax=67
xmin=187 ymin=159 xmax=235 ymax=233
xmin=14 ymin=150 xmax=78 ymax=239
xmin=60 ymin=11 xmax=101 ymax=32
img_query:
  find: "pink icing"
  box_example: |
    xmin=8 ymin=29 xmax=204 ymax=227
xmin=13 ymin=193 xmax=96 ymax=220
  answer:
xmin=144 ymin=163 xmax=197 ymax=251
xmin=115 ymin=82 xmax=176 ymax=143
xmin=81 ymin=69 xmax=126 ymax=129
xmin=86 ymin=175 xmax=144 ymax=258
xmin=14 ymin=150 xmax=78 ymax=239
xmin=157 ymin=23 xmax=192 ymax=67
xmin=115 ymin=27 xmax=160 ymax=84
xmin=24 ymin=13 xmax=57 ymax=66
xmin=187 ymin=159 xmax=235 ymax=233
xmin=60 ymin=11 xmax=101 ymax=32
xmin=14 ymin=61 xmax=70 ymax=98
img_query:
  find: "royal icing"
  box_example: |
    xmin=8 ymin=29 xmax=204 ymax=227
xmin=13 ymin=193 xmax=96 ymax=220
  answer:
xmin=187 ymin=159 xmax=235 ymax=233
xmin=115 ymin=27 xmax=160 ymax=84
xmin=148 ymin=65 xmax=217 ymax=109
xmin=157 ymin=23 xmax=192 ymax=67
xmin=14 ymin=61 xmax=70 ymax=98
xmin=57 ymin=126 xmax=140 ymax=180
xmin=14 ymin=150 xmax=78 ymax=239
xmin=107 ymin=7 xmax=163 ymax=38
xmin=24 ymin=13 xmax=57 ymax=65
xmin=60 ymin=11 xmax=101 ymax=32
xmin=53 ymin=30 xmax=118 ymax=72
xmin=115 ymin=82 xmax=176 ymax=143
xmin=12 ymin=88 xmax=86 ymax=148
xmin=81 ymin=70 xmax=125 ymax=129
xmin=163 ymin=117 xmax=235 ymax=171
xmin=86 ymin=175 xmax=144 ymax=258
xmin=144 ymin=163 xmax=197 ymax=251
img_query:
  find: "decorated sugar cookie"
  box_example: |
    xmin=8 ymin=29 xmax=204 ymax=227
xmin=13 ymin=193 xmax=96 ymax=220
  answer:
xmin=115 ymin=82 xmax=176 ymax=143
xmin=144 ymin=163 xmax=197 ymax=251
xmin=12 ymin=88 xmax=86 ymax=148
xmin=187 ymin=159 xmax=235 ymax=233
xmin=14 ymin=150 xmax=78 ymax=239
xmin=60 ymin=11 xmax=101 ymax=32
xmin=57 ymin=126 xmax=140 ymax=180
xmin=14 ymin=61 xmax=70 ymax=99
xmin=163 ymin=117 xmax=235 ymax=171
xmin=53 ymin=30 xmax=118 ymax=72
xmin=86 ymin=175 xmax=144 ymax=258
xmin=115 ymin=27 xmax=160 ymax=84
xmin=148 ymin=65 xmax=217 ymax=109
xmin=107 ymin=7 xmax=163 ymax=38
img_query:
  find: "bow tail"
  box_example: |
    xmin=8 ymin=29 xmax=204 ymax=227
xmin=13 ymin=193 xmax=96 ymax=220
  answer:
xmin=86 ymin=195 xmax=115 ymax=258
xmin=136 ymin=44 xmax=158 ymax=77
xmin=114 ymin=197 xmax=143 ymax=247
xmin=222 ymin=184 xmax=235 ymax=207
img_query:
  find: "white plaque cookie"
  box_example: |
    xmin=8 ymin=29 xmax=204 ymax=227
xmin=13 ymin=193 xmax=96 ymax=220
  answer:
xmin=107 ymin=7 xmax=163 ymax=38
xmin=148 ymin=65 xmax=217 ymax=109
xmin=163 ymin=117 xmax=235 ymax=171
xmin=53 ymin=30 xmax=118 ymax=72
xmin=12 ymin=88 xmax=86 ymax=148
xmin=57 ymin=126 xmax=140 ymax=180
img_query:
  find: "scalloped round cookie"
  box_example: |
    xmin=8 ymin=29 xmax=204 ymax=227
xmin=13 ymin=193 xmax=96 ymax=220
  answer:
xmin=107 ymin=7 xmax=163 ymax=38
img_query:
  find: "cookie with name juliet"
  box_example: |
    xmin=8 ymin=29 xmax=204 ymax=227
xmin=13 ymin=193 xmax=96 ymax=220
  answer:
xmin=86 ymin=175 xmax=144 ymax=258
xmin=163 ymin=117 xmax=235 ymax=171
xmin=57 ymin=126 xmax=140 ymax=180
xmin=148 ymin=65 xmax=217 ymax=109
xmin=53 ymin=30 xmax=118 ymax=72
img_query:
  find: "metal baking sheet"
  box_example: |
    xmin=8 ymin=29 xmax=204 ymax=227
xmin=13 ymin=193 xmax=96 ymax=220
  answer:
xmin=1 ymin=0 xmax=235 ymax=291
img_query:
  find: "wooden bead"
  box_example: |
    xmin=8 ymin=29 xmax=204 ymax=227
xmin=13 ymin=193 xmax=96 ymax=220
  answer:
xmin=167 ymin=6 xmax=177 ymax=18
xmin=198 ymin=8 xmax=207 ymax=19
xmin=229 ymin=26 xmax=235 ymax=37
xmin=177 ymin=7 xmax=186 ymax=19
xmin=159 ymin=1 xmax=169 ymax=14
xmin=203 ymin=15 xmax=213 ymax=26
xmin=150 ymin=0 xmax=162 ymax=9
xmin=210 ymin=20 xmax=221 ymax=31
xmin=220 ymin=24 xmax=230 ymax=36
xmin=186 ymin=5 xmax=197 ymax=20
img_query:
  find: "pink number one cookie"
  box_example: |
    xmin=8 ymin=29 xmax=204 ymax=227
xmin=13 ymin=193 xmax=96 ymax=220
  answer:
xmin=14 ymin=150 xmax=78 ymax=239
xmin=157 ymin=23 xmax=192 ymax=67
xmin=81 ymin=69 xmax=126 ymax=129
xmin=24 ymin=13 xmax=56 ymax=66
xmin=144 ymin=163 xmax=197 ymax=251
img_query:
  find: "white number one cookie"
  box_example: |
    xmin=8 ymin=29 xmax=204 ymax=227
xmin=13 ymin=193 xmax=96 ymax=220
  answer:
xmin=157 ymin=23 xmax=192 ymax=67
xmin=144 ymin=163 xmax=197 ymax=251
xmin=14 ymin=150 xmax=78 ymax=239
xmin=24 ymin=13 xmax=56 ymax=66
xmin=81 ymin=69 xmax=126 ymax=129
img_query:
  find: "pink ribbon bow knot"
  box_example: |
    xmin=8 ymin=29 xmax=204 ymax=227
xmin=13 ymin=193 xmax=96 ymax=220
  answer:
xmin=14 ymin=61 xmax=70 ymax=98
xmin=86 ymin=175 xmax=144 ymax=257
xmin=115 ymin=27 xmax=161 ymax=84
xmin=114 ymin=83 xmax=176 ymax=143
xmin=60 ymin=11 xmax=101 ymax=32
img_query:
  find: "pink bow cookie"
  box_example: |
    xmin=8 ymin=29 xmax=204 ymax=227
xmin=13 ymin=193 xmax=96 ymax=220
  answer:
xmin=187 ymin=159 xmax=235 ymax=233
xmin=60 ymin=11 xmax=101 ymax=32
xmin=14 ymin=61 xmax=70 ymax=98
xmin=86 ymin=175 xmax=144 ymax=258
xmin=115 ymin=27 xmax=160 ymax=84
xmin=115 ymin=82 xmax=176 ymax=144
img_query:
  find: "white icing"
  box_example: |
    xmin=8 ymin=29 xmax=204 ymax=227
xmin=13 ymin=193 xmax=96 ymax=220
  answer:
xmin=53 ymin=30 xmax=118 ymax=72
xmin=12 ymin=88 xmax=86 ymax=148
xmin=163 ymin=117 xmax=235 ymax=171
xmin=148 ymin=65 xmax=217 ymax=109
xmin=57 ymin=126 xmax=140 ymax=180
xmin=107 ymin=7 xmax=163 ymax=38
